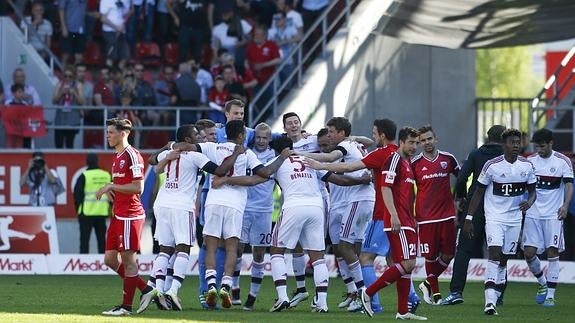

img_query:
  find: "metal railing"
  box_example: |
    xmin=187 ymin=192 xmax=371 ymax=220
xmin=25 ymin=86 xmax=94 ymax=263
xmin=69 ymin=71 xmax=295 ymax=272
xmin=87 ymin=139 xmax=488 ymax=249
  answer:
xmin=475 ymin=98 xmax=534 ymax=146
xmin=248 ymin=0 xmax=359 ymax=126
xmin=6 ymin=0 xmax=64 ymax=74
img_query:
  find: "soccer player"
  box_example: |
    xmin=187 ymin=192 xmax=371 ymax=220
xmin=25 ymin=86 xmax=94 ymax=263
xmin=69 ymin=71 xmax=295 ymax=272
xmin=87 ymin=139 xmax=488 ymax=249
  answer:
xmin=412 ymin=125 xmax=460 ymax=305
xmin=145 ymin=124 xmax=243 ymax=312
xmin=212 ymin=136 xmax=372 ymax=313
xmin=523 ymin=128 xmax=573 ymax=307
xmin=96 ymin=118 xmax=156 ymax=316
xmin=442 ymin=124 xmax=506 ymax=305
xmin=305 ymin=119 xmax=397 ymax=314
xmin=462 ymin=128 xmax=536 ymax=316
xmin=299 ymin=117 xmax=375 ymax=312
xmin=359 ymin=126 xmax=428 ymax=321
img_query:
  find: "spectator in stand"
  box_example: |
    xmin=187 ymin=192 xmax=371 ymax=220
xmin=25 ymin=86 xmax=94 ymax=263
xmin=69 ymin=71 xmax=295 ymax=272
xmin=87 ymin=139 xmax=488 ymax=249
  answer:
xmin=133 ymin=63 xmax=159 ymax=125
xmin=207 ymin=0 xmax=235 ymax=28
xmin=93 ymin=66 xmax=115 ymax=112
xmin=268 ymin=11 xmax=299 ymax=87
xmin=222 ymin=64 xmax=249 ymax=103
xmin=244 ymin=0 xmax=277 ymax=27
xmin=156 ymin=0 xmax=176 ymax=51
xmin=59 ymin=0 xmax=87 ymax=66
xmin=168 ymin=0 xmax=211 ymax=63
xmin=127 ymin=0 xmax=155 ymax=56
xmin=245 ymin=25 xmax=281 ymax=119
xmin=117 ymin=87 xmax=142 ymax=147
xmin=76 ymin=63 xmax=94 ymax=106
xmin=100 ymin=0 xmax=132 ymax=68
xmin=210 ymin=48 xmax=230 ymax=77
xmin=112 ymin=65 xmax=130 ymax=104
xmin=276 ymin=0 xmax=303 ymax=36
xmin=85 ymin=0 xmax=102 ymax=42
xmin=4 ymin=68 xmax=41 ymax=106
xmin=218 ymin=53 xmax=258 ymax=90
xmin=299 ymin=0 xmax=329 ymax=31
xmin=190 ymin=59 xmax=214 ymax=105
xmin=207 ymin=75 xmax=228 ymax=123
xmin=21 ymin=1 xmax=53 ymax=61
xmin=212 ymin=7 xmax=252 ymax=67
xmin=174 ymin=62 xmax=202 ymax=124
xmin=52 ymin=66 xmax=84 ymax=148
xmin=5 ymin=84 xmax=29 ymax=148
xmin=153 ymin=65 xmax=179 ymax=125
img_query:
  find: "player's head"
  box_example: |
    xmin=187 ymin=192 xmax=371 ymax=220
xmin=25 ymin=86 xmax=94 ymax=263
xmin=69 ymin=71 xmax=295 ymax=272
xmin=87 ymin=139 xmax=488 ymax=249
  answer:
xmin=531 ymin=128 xmax=553 ymax=158
xmin=254 ymin=122 xmax=272 ymax=152
xmin=86 ymin=153 xmax=98 ymax=168
xmin=326 ymin=117 xmax=351 ymax=144
xmin=224 ymin=99 xmax=245 ymax=122
xmin=500 ymin=128 xmax=522 ymax=158
xmin=282 ymin=112 xmax=302 ymax=139
xmin=487 ymin=125 xmax=506 ymax=144
xmin=373 ymin=119 xmax=396 ymax=146
xmin=317 ymin=128 xmax=332 ymax=153
xmin=176 ymin=124 xmax=199 ymax=143
xmin=105 ymin=118 xmax=132 ymax=148
xmin=398 ymin=126 xmax=419 ymax=157
xmin=418 ymin=125 xmax=437 ymax=154
xmin=195 ymin=119 xmax=217 ymax=142
xmin=225 ymin=119 xmax=246 ymax=143
xmin=272 ymin=136 xmax=293 ymax=155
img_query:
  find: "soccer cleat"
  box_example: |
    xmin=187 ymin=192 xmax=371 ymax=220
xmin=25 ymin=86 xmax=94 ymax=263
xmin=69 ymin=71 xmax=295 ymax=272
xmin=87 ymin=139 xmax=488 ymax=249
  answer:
xmin=156 ymin=293 xmax=172 ymax=310
xmin=206 ymin=287 xmax=218 ymax=309
xmin=418 ymin=281 xmax=433 ymax=305
xmin=535 ymin=284 xmax=548 ymax=304
xmin=243 ymin=294 xmax=257 ymax=311
xmin=310 ymin=296 xmax=329 ymax=313
xmin=347 ymin=295 xmax=363 ymax=312
xmin=396 ymin=312 xmax=428 ymax=320
xmin=102 ymin=305 xmax=131 ymax=316
xmin=288 ymin=290 xmax=309 ymax=308
xmin=198 ymin=293 xmax=208 ymax=309
xmin=338 ymin=292 xmax=355 ymax=308
xmin=543 ymin=298 xmax=555 ymax=307
xmin=432 ymin=293 xmax=442 ymax=305
xmin=219 ymin=287 xmax=232 ymax=309
xmin=136 ymin=287 xmax=158 ymax=314
xmin=269 ymin=299 xmax=290 ymax=312
xmin=165 ymin=290 xmax=182 ymax=311
xmin=484 ymin=303 xmax=498 ymax=315
xmin=440 ymin=291 xmax=464 ymax=305
xmin=408 ymin=293 xmax=421 ymax=314
xmin=232 ymin=288 xmax=242 ymax=305
xmin=359 ymin=288 xmax=374 ymax=318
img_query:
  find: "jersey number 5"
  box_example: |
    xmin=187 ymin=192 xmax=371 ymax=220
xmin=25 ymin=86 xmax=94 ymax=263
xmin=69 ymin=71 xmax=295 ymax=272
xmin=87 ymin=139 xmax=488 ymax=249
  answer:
xmin=289 ymin=156 xmax=305 ymax=172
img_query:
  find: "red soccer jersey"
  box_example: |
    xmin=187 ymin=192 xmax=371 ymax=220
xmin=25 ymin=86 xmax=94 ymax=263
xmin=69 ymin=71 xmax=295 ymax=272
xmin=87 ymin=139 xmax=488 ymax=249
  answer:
xmin=361 ymin=144 xmax=398 ymax=221
xmin=245 ymin=40 xmax=281 ymax=83
xmin=412 ymin=150 xmax=460 ymax=223
xmin=112 ymin=145 xmax=145 ymax=218
xmin=380 ymin=152 xmax=416 ymax=231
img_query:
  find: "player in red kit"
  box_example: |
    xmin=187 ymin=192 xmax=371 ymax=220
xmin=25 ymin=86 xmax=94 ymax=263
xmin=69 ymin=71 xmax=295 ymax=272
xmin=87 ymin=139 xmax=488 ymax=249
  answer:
xmin=96 ymin=118 xmax=156 ymax=316
xmin=412 ymin=125 xmax=460 ymax=305
xmin=359 ymin=126 xmax=428 ymax=321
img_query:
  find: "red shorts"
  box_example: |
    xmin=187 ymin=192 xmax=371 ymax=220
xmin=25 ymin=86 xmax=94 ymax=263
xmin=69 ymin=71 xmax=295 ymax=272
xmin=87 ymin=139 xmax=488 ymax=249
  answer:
xmin=387 ymin=229 xmax=418 ymax=263
xmin=418 ymin=219 xmax=456 ymax=258
xmin=105 ymin=216 xmax=145 ymax=251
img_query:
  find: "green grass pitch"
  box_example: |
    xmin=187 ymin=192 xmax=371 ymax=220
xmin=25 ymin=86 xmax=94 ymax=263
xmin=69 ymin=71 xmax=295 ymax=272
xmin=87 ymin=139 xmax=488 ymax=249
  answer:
xmin=2 ymin=275 xmax=573 ymax=322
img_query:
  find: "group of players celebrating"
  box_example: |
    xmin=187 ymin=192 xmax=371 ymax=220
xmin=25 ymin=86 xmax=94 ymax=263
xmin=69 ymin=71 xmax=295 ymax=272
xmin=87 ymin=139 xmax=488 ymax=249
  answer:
xmin=95 ymin=99 xmax=573 ymax=320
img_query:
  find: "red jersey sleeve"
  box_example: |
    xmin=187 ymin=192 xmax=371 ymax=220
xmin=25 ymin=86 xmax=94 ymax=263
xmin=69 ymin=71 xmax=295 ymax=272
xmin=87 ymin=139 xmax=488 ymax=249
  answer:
xmin=381 ymin=152 xmax=401 ymax=188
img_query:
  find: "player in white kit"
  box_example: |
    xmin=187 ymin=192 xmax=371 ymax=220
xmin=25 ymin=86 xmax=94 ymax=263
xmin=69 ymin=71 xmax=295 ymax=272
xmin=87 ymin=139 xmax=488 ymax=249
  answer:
xmin=523 ymin=128 xmax=573 ymax=307
xmin=463 ymin=128 xmax=537 ymax=316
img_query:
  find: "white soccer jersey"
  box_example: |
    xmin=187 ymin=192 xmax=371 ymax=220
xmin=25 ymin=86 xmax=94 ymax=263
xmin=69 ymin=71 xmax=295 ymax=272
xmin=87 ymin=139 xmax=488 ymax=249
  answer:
xmin=270 ymin=155 xmax=323 ymax=209
xmin=478 ymin=155 xmax=537 ymax=224
xmin=293 ymin=135 xmax=320 ymax=153
xmin=526 ymin=151 xmax=574 ymax=219
xmin=199 ymin=142 xmax=263 ymax=212
xmin=245 ymin=147 xmax=276 ymax=213
xmin=331 ymin=140 xmax=375 ymax=206
xmin=154 ymin=150 xmax=211 ymax=212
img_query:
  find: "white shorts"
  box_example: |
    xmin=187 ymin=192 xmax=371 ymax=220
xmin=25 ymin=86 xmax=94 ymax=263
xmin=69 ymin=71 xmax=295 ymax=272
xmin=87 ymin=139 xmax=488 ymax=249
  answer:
xmin=522 ymin=217 xmax=565 ymax=253
xmin=485 ymin=221 xmax=521 ymax=255
xmin=272 ymin=205 xmax=325 ymax=251
xmin=153 ymin=206 xmax=196 ymax=246
xmin=241 ymin=210 xmax=272 ymax=246
xmin=339 ymin=200 xmax=374 ymax=244
xmin=203 ymin=204 xmax=243 ymax=239
xmin=328 ymin=205 xmax=344 ymax=245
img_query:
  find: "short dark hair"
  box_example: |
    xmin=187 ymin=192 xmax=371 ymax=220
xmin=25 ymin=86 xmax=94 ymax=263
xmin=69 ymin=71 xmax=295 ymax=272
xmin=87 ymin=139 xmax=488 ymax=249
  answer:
xmin=501 ymin=128 xmax=522 ymax=142
xmin=317 ymin=128 xmax=328 ymax=138
xmin=272 ymin=136 xmax=293 ymax=155
xmin=225 ymin=99 xmax=245 ymax=113
xmin=86 ymin=153 xmax=98 ymax=167
xmin=373 ymin=119 xmax=396 ymax=140
xmin=282 ymin=112 xmax=301 ymax=126
xmin=418 ymin=125 xmax=434 ymax=136
xmin=531 ymin=128 xmax=553 ymax=144
xmin=225 ymin=120 xmax=245 ymax=140
xmin=11 ymin=83 xmax=24 ymax=93
xmin=487 ymin=125 xmax=506 ymax=143
xmin=195 ymin=119 xmax=216 ymax=131
xmin=106 ymin=118 xmax=132 ymax=132
xmin=176 ymin=124 xmax=197 ymax=142
xmin=398 ymin=127 xmax=419 ymax=142
xmin=326 ymin=117 xmax=351 ymax=136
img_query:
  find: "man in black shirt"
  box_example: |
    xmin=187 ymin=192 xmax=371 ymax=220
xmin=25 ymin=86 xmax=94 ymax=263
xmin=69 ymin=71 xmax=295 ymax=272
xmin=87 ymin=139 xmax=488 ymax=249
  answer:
xmin=168 ymin=0 xmax=212 ymax=62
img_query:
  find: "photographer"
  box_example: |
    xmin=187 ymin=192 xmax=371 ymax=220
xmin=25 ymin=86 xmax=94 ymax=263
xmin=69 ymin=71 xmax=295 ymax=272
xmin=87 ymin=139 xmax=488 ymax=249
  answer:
xmin=19 ymin=152 xmax=65 ymax=207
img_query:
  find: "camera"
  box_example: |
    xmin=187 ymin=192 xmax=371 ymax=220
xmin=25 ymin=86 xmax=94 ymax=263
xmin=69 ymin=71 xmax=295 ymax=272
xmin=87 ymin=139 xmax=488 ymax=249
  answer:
xmin=32 ymin=157 xmax=45 ymax=170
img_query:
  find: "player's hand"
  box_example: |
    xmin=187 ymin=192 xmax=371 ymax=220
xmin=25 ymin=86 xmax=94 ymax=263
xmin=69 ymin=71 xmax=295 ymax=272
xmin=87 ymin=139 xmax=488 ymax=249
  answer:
xmin=519 ymin=200 xmax=532 ymax=212
xmin=301 ymin=131 xmax=310 ymax=139
xmin=279 ymin=148 xmax=293 ymax=159
xmin=211 ymin=176 xmax=226 ymax=189
xmin=462 ymin=219 xmax=473 ymax=239
xmin=163 ymin=141 xmax=175 ymax=149
xmin=359 ymin=171 xmax=372 ymax=184
xmin=303 ymin=157 xmax=321 ymax=169
xmin=558 ymin=204 xmax=568 ymax=220
xmin=233 ymin=144 xmax=246 ymax=155
xmin=96 ymin=184 xmax=112 ymax=200
xmin=390 ymin=213 xmax=401 ymax=233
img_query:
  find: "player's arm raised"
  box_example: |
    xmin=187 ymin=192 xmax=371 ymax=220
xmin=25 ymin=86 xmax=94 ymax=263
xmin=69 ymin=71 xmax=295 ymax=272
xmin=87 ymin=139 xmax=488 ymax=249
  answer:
xmin=305 ymin=158 xmax=366 ymax=172
xmin=154 ymin=149 xmax=181 ymax=174
xmin=348 ymin=135 xmax=374 ymax=148
xmin=323 ymin=170 xmax=371 ymax=186
xmin=211 ymin=174 xmax=268 ymax=188
xmin=298 ymin=149 xmax=343 ymax=163
xmin=148 ymin=141 xmax=175 ymax=165
xmin=254 ymin=148 xmax=292 ymax=177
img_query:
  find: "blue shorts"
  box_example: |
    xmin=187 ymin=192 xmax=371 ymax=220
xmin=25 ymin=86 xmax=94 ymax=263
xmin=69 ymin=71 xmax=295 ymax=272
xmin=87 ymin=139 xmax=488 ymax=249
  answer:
xmin=361 ymin=220 xmax=390 ymax=256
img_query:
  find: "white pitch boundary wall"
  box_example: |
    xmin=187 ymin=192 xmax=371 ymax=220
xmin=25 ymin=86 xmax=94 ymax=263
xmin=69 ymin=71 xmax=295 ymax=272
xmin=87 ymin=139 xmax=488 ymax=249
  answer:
xmin=2 ymin=254 xmax=575 ymax=283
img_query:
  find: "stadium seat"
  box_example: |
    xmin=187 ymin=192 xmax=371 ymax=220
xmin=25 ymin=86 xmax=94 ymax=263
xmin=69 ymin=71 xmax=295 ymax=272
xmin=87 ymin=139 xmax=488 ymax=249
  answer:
xmin=84 ymin=41 xmax=103 ymax=66
xmin=136 ymin=42 xmax=161 ymax=67
xmin=163 ymin=43 xmax=179 ymax=66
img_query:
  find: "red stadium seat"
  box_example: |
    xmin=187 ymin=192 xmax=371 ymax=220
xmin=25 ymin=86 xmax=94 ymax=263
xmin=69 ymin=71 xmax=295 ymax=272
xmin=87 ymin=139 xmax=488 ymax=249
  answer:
xmin=84 ymin=41 xmax=103 ymax=66
xmin=136 ymin=42 xmax=161 ymax=67
xmin=163 ymin=43 xmax=179 ymax=66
